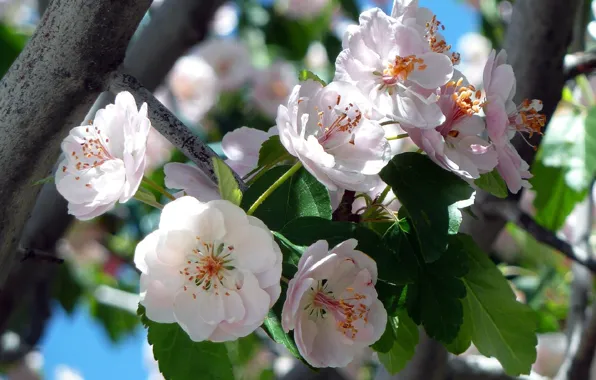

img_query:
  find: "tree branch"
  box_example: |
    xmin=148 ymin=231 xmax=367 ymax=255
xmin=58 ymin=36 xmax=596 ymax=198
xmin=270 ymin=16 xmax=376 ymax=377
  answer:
xmin=0 ymin=0 xmax=152 ymax=287
xmin=564 ymin=51 xmax=596 ymax=81
xmin=482 ymin=200 xmax=596 ymax=273
xmin=108 ymin=71 xmax=247 ymax=190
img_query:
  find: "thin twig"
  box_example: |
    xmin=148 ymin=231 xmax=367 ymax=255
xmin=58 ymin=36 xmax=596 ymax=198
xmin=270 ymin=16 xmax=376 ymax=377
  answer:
xmin=483 ymin=200 xmax=596 ymax=273
xmin=108 ymin=71 xmax=247 ymax=192
xmin=18 ymin=247 xmax=64 ymax=264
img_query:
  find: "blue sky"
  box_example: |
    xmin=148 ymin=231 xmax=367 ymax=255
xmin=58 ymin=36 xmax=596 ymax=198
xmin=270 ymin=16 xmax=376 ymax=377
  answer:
xmin=39 ymin=1 xmax=477 ymax=379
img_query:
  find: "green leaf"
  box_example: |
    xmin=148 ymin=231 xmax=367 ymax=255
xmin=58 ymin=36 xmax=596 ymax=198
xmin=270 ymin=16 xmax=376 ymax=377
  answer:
xmin=458 ymin=235 xmax=538 ymax=375
xmin=371 ymin=319 xmax=396 ymax=353
xmin=257 ymin=135 xmax=289 ymax=168
xmin=262 ymin=310 xmax=302 ymax=359
xmin=0 ymin=23 xmax=27 ymax=79
xmin=532 ymin=160 xmax=587 ymax=231
xmin=139 ymin=305 xmax=234 ymax=380
xmin=405 ymin=234 xmax=469 ymax=343
xmin=32 ymin=175 xmax=54 ymax=186
xmin=380 ymin=153 xmax=475 ymax=262
xmin=90 ymin=300 xmax=139 ymax=342
xmin=212 ymin=157 xmax=243 ymax=206
xmin=474 ymin=170 xmax=508 ymax=198
xmin=52 ymin=263 xmax=83 ymax=314
xmin=225 ymin=334 xmax=261 ymax=366
xmin=298 ymin=69 xmax=327 ymax=86
xmin=280 ymin=217 xmax=407 ymax=288
xmin=241 ymin=166 xmax=331 ymax=231
xmin=134 ymin=187 xmax=164 ymax=210
xmin=378 ymin=311 xmax=419 ymax=375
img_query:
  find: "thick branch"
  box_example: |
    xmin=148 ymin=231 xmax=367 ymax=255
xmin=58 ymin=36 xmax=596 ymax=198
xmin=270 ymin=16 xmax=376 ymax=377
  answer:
xmin=109 ymin=72 xmax=247 ymax=190
xmin=0 ymin=0 xmax=151 ymax=287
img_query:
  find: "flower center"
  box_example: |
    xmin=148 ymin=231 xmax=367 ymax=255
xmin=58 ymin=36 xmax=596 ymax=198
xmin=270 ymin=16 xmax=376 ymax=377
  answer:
xmin=448 ymin=78 xmax=484 ymax=120
xmin=511 ymin=99 xmax=545 ymax=137
xmin=179 ymin=239 xmax=236 ymax=298
xmin=70 ymin=124 xmax=114 ymax=172
xmin=306 ymin=281 xmax=369 ymax=339
xmin=425 ymin=15 xmax=460 ymax=64
xmin=316 ymin=95 xmax=362 ymax=145
xmin=382 ymin=55 xmax=427 ymax=85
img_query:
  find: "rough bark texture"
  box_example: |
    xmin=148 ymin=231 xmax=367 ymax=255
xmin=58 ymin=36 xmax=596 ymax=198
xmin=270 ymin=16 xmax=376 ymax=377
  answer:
xmin=0 ymin=0 xmax=152 ymax=287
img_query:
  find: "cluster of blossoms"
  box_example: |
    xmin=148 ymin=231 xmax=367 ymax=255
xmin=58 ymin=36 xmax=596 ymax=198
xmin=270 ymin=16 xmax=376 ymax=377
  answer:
xmin=53 ymin=0 xmax=544 ymax=370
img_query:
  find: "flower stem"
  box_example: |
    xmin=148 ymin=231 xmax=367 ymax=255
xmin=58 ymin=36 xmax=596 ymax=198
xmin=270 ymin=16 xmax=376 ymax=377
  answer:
xmin=247 ymin=161 xmax=302 ymax=215
xmin=386 ymin=133 xmax=409 ymax=141
xmin=380 ymin=120 xmax=400 ymax=126
xmin=577 ymin=74 xmax=596 ymax=106
xmin=377 ymin=184 xmax=392 ymax=204
xmin=281 ymin=276 xmax=290 ymax=284
xmin=142 ymin=177 xmax=176 ymax=201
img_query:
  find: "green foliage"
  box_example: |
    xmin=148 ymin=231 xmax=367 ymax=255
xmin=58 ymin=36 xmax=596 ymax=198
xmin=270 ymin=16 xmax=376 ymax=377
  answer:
xmin=474 ymin=170 xmax=508 ymax=198
xmin=532 ymin=109 xmax=596 ymax=230
xmin=405 ymin=234 xmax=469 ymax=343
xmin=298 ymin=69 xmax=327 ymax=86
xmin=457 ymin=235 xmax=538 ymax=375
xmin=134 ymin=187 xmax=164 ymax=210
xmin=377 ymin=311 xmax=419 ymax=375
xmin=0 ymin=23 xmax=27 ymax=79
xmin=89 ymin=299 xmax=139 ymax=342
xmin=139 ymin=305 xmax=234 ymax=380
xmin=241 ymin=166 xmax=332 ymax=231
xmin=262 ymin=310 xmax=302 ymax=359
xmin=212 ymin=157 xmax=243 ymax=206
xmin=257 ymin=135 xmax=289 ymax=168
xmin=338 ymin=0 xmax=361 ymax=21
xmin=31 ymin=175 xmax=54 ymax=186
xmin=380 ymin=153 xmax=474 ymax=262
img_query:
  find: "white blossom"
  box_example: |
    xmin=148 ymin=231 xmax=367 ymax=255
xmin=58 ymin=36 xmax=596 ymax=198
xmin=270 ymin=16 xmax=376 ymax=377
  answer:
xmin=276 ymin=80 xmax=390 ymax=191
xmin=335 ymin=8 xmax=454 ymax=129
xmin=282 ymin=239 xmax=387 ymax=368
xmin=252 ymin=62 xmax=298 ymax=119
xmin=135 ymin=197 xmax=282 ymax=342
xmin=157 ymin=55 xmax=219 ymax=125
xmin=56 ymin=92 xmax=151 ymax=220
xmin=195 ymin=39 xmax=253 ymax=91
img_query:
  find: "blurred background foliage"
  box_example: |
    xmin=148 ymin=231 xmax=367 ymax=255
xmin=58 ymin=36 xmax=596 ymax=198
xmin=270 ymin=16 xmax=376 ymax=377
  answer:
xmin=1 ymin=0 xmax=596 ymax=378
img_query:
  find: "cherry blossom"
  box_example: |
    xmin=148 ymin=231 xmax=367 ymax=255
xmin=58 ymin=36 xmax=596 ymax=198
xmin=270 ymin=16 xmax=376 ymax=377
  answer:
xmin=156 ymin=55 xmax=219 ymax=125
xmin=252 ymin=61 xmax=298 ymax=119
xmin=56 ymin=92 xmax=151 ymax=220
xmin=335 ymin=8 xmax=454 ymax=128
xmin=281 ymin=239 xmax=387 ymax=368
xmin=405 ymin=71 xmax=497 ymax=179
xmin=483 ymin=49 xmax=544 ymax=193
xmin=276 ymin=80 xmax=391 ymax=191
xmin=135 ymin=196 xmax=282 ymax=342
xmin=164 ymin=127 xmax=277 ymax=201
xmin=195 ymin=39 xmax=253 ymax=91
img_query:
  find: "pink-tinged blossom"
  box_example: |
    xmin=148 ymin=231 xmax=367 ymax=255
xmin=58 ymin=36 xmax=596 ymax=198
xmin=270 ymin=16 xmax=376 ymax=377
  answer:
xmin=482 ymin=49 xmax=545 ymax=193
xmin=164 ymin=127 xmax=277 ymax=201
xmin=56 ymin=92 xmax=151 ymax=220
xmin=144 ymin=128 xmax=174 ymax=174
xmin=335 ymin=8 xmax=454 ymax=128
xmin=135 ymin=197 xmax=282 ymax=342
xmin=276 ymin=80 xmax=391 ymax=192
xmin=281 ymin=239 xmax=387 ymax=368
xmin=195 ymin=39 xmax=253 ymax=91
xmin=252 ymin=61 xmax=298 ymax=119
xmin=405 ymin=71 xmax=497 ymax=179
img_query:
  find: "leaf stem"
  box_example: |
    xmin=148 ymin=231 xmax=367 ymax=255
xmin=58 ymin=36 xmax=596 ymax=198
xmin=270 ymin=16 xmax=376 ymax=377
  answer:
xmin=142 ymin=177 xmax=176 ymax=201
xmin=386 ymin=133 xmax=409 ymax=141
xmin=377 ymin=185 xmax=392 ymax=204
xmin=247 ymin=161 xmax=302 ymax=215
xmin=380 ymin=120 xmax=401 ymax=126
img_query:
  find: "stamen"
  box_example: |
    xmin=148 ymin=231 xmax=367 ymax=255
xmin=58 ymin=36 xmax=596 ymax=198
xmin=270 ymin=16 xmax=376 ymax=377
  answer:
xmin=382 ymin=55 xmax=425 ymax=85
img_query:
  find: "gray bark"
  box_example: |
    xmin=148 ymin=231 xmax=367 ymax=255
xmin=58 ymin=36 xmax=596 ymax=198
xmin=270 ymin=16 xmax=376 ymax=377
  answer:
xmin=0 ymin=0 xmax=152 ymax=287
xmin=109 ymin=72 xmax=247 ymax=189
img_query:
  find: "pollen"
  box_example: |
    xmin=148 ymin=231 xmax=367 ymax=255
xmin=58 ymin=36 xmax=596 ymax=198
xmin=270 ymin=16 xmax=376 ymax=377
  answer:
xmin=425 ymin=15 xmax=460 ymax=64
xmin=514 ymin=99 xmax=546 ymax=137
xmin=448 ymin=81 xmax=484 ymax=118
xmin=383 ymin=55 xmax=425 ymax=84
